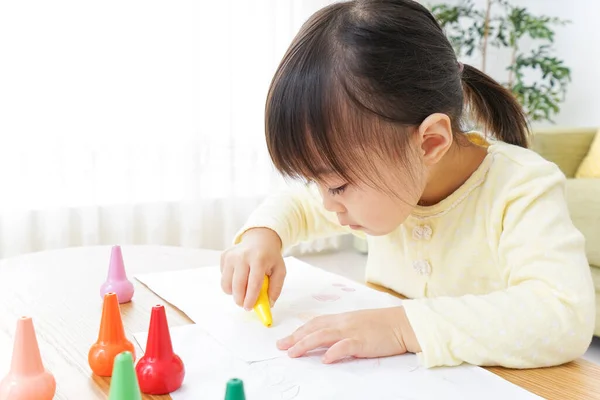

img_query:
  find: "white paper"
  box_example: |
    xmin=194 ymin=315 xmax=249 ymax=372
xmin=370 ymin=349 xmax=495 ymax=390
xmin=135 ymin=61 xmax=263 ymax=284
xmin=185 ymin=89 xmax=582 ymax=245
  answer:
xmin=135 ymin=257 xmax=404 ymax=362
xmin=133 ymin=324 xmax=542 ymax=400
xmin=134 ymin=257 xmax=542 ymax=399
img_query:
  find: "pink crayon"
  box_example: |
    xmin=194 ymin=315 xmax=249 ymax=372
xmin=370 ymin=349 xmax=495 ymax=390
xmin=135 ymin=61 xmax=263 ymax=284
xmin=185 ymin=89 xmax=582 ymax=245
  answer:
xmin=101 ymin=245 xmax=135 ymax=303
xmin=0 ymin=316 xmax=56 ymax=400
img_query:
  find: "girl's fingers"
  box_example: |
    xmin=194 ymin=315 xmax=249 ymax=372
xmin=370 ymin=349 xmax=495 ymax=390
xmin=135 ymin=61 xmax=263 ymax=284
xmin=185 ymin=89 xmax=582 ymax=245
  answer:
xmin=220 ymin=262 xmax=234 ymax=295
xmin=232 ymin=263 xmax=250 ymax=307
xmin=244 ymin=265 xmax=266 ymax=310
xmin=277 ymin=316 xmax=329 ymax=350
xmin=287 ymin=328 xmax=341 ymax=358
xmin=322 ymin=338 xmax=361 ymax=364
xmin=267 ymin=261 xmax=286 ymax=306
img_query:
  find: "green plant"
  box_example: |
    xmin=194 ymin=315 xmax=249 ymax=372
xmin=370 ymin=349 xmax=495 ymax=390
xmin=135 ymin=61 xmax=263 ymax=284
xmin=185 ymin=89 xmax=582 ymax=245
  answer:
xmin=430 ymin=0 xmax=571 ymax=123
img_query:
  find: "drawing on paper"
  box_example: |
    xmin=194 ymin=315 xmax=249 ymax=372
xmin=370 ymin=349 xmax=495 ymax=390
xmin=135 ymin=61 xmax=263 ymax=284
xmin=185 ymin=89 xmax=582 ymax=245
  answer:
xmin=248 ymin=361 xmax=301 ymax=400
xmin=331 ymin=356 xmax=383 ymax=375
xmin=331 ymin=282 xmax=356 ymax=292
xmin=282 ymin=385 xmax=301 ymax=399
xmin=312 ymin=293 xmax=340 ymax=302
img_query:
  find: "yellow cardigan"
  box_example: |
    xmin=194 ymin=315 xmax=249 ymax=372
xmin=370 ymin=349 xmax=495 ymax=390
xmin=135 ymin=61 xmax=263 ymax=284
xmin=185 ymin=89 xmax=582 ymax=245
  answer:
xmin=234 ymin=137 xmax=596 ymax=369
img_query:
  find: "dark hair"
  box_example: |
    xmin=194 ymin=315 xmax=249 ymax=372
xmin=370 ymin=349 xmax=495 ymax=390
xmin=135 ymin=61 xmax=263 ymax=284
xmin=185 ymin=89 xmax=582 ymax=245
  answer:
xmin=265 ymin=0 xmax=529 ymax=189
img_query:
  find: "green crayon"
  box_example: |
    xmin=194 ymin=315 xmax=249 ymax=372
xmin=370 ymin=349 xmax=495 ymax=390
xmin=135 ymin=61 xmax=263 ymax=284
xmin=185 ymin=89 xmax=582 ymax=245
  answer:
xmin=225 ymin=378 xmax=246 ymax=400
xmin=108 ymin=351 xmax=142 ymax=400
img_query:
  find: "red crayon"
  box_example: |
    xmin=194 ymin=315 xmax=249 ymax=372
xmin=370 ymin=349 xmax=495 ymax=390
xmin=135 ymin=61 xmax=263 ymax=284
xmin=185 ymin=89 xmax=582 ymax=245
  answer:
xmin=136 ymin=304 xmax=185 ymax=394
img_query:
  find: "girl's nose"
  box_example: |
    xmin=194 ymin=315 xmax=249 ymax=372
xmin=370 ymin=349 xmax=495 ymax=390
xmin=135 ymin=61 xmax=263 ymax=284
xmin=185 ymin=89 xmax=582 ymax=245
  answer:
xmin=322 ymin=195 xmax=346 ymax=214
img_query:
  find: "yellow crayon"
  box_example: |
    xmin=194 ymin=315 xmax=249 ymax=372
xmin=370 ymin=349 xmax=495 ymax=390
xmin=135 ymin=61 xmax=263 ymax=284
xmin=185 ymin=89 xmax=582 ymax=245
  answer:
xmin=253 ymin=275 xmax=272 ymax=327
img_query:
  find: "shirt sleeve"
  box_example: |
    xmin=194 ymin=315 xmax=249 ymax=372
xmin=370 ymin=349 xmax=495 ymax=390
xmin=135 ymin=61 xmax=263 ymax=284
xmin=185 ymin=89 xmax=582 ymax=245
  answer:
xmin=402 ymin=164 xmax=596 ymax=369
xmin=233 ymin=183 xmax=364 ymax=251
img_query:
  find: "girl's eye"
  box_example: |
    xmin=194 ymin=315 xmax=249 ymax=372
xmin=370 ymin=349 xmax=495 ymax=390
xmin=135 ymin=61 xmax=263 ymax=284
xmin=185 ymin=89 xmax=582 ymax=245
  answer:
xmin=328 ymin=184 xmax=347 ymax=196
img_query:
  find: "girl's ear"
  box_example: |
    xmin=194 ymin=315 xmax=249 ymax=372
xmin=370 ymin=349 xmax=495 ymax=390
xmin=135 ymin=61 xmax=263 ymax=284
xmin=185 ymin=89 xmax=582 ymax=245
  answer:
xmin=417 ymin=113 xmax=453 ymax=166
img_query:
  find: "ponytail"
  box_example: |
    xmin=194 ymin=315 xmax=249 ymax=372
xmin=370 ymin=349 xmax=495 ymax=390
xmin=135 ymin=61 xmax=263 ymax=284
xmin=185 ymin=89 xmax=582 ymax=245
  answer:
xmin=461 ymin=63 xmax=530 ymax=148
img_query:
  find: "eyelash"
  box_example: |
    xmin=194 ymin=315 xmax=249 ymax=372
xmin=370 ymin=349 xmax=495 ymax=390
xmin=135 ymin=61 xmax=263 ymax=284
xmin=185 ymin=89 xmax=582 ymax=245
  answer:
xmin=328 ymin=184 xmax=347 ymax=196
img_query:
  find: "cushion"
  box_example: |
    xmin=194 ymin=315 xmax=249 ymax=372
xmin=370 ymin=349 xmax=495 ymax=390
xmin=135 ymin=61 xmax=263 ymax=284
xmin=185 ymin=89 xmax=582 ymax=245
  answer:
xmin=575 ymin=129 xmax=600 ymax=178
xmin=530 ymin=128 xmax=597 ymax=178
xmin=565 ymin=178 xmax=600 ymax=267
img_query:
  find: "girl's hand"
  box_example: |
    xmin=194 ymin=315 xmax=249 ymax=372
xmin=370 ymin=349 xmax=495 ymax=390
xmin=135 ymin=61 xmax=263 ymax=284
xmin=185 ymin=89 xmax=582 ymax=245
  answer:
xmin=220 ymin=228 xmax=286 ymax=310
xmin=276 ymin=307 xmax=421 ymax=363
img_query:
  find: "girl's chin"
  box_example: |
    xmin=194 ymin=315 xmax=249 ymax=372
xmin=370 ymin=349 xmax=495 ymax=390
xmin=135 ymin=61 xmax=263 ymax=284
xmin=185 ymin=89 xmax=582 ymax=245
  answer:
xmin=352 ymin=225 xmax=377 ymax=235
xmin=347 ymin=223 xmax=393 ymax=236
xmin=361 ymin=225 xmax=396 ymax=236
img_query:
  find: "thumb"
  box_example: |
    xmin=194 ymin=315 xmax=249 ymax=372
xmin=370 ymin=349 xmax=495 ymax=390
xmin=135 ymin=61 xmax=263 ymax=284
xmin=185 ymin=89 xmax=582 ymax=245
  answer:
xmin=268 ymin=262 xmax=286 ymax=307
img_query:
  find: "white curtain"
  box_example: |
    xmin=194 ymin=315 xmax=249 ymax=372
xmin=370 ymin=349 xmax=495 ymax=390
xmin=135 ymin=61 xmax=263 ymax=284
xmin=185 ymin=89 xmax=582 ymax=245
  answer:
xmin=0 ymin=0 xmax=343 ymax=260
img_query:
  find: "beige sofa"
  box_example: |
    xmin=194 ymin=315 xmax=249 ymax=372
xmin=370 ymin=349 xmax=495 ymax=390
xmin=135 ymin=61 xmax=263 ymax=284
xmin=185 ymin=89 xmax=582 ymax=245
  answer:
xmin=353 ymin=127 xmax=600 ymax=334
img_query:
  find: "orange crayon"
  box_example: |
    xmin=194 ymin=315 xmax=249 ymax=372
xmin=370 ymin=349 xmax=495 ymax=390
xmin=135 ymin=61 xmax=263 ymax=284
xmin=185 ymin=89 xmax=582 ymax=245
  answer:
xmin=89 ymin=292 xmax=136 ymax=376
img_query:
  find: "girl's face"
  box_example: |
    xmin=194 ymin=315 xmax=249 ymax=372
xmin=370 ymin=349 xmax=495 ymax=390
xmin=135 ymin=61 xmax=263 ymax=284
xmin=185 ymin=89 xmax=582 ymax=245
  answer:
xmin=314 ymin=167 xmax=424 ymax=236
xmin=302 ymin=114 xmax=456 ymax=235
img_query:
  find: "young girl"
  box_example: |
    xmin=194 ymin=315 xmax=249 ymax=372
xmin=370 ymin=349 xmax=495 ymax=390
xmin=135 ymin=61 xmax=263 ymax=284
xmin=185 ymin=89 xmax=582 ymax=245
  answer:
xmin=220 ymin=0 xmax=595 ymax=369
